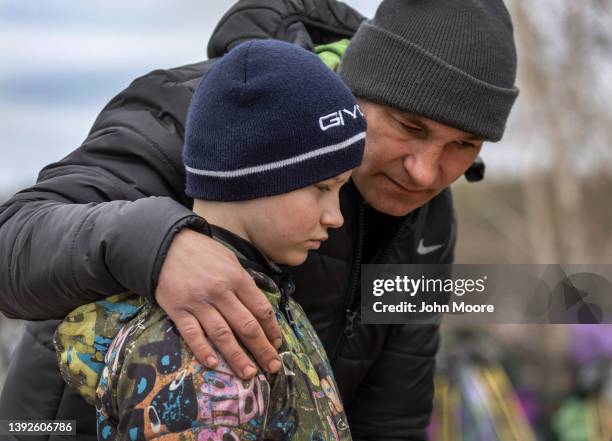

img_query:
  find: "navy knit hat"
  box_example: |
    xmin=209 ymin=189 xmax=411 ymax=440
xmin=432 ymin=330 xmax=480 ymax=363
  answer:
xmin=183 ymin=40 xmax=366 ymax=201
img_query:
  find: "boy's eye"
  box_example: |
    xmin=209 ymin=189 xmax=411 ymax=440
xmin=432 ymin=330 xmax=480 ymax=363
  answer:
xmin=317 ymin=185 xmax=332 ymax=192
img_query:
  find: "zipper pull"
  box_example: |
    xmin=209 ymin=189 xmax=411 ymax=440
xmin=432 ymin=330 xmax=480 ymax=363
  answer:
xmin=344 ymin=309 xmax=358 ymax=338
xmin=280 ymin=287 xmax=296 ymax=326
xmin=284 ymin=304 xmax=295 ymax=326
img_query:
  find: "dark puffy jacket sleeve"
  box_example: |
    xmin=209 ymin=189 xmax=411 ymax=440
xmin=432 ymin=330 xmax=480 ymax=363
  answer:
xmin=347 ymin=190 xmax=456 ymax=441
xmin=0 ymin=64 xmax=210 ymax=320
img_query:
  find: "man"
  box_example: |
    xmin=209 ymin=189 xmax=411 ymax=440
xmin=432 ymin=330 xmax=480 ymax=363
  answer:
xmin=0 ymin=0 xmax=518 ymax=440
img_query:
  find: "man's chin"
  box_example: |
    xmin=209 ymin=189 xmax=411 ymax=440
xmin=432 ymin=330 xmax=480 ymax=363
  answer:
xmin=361 ymin=184 xmax=435 ymax=216
xmin=365 ymin=196 xmax=423 ymax=217
xmin=354 ymin=174 xmax=436 ymax=216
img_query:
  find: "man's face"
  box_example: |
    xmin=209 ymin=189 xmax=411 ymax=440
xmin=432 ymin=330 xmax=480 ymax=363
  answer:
xmin=352 ymin=99 xmax=484 ymax=216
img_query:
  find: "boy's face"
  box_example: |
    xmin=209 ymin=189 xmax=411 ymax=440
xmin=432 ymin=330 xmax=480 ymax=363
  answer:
xmin=243 ymin=170 xmax=352 ymax=266
xmin=352 ymin=99 xmax=484 ymax=216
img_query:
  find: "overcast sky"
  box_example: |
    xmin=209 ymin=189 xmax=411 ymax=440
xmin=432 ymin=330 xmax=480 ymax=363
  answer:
xmin=0 ymin=0 xmax=530 ymax=195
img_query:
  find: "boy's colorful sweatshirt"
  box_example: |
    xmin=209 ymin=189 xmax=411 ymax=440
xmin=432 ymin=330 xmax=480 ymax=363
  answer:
xmin=54 ymin=225 xmax=351 ymax=440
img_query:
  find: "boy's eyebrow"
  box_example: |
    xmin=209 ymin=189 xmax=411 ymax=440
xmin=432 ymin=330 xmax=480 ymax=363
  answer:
xmin=329 ymin=175 xmax=350 ymax=184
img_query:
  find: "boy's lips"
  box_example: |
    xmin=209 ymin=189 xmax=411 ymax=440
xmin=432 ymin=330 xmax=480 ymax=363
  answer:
xmin=307 ymin=236 xmax=328 ymax=250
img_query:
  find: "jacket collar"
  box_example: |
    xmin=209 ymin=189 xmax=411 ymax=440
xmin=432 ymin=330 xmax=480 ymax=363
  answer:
xmin=207 ymin=0 xmax=365 ymax=59
xmin=209 ymin=224 xmax=283 ymax=280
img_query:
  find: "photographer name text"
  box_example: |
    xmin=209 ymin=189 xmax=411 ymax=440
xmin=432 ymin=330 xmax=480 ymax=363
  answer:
xmin=372 ymin=300 xmax=495 ymax=313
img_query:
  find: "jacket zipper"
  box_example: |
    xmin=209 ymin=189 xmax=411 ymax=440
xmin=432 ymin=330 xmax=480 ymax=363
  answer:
xmin=331 ymin=193 xmax=365 ymax=359
xmin=343 ymin=309 xmax=358 ymax=338
xmin=376 ymin=220 xmax=411 ymax=265
xmin=279 ymin=285 xmax=296 ymax=328
xmin=332 ymin=206 xmax=413 ymax=360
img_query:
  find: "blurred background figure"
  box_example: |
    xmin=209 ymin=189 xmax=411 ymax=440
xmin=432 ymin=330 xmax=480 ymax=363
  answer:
xmin=551 ymin=325 xmax=612 ymax=441
xmin=429 ymin=328 xmax=538 ymax=441
xmin=1 ymin=0 xmax=611 ymax=439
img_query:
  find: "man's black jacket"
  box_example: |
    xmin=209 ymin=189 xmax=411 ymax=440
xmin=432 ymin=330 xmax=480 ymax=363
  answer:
xmin=0 ymin=1 xmax=456 ymax=440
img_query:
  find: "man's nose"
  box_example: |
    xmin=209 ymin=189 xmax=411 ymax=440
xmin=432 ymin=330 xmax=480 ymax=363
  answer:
xmin=402 ymin=144 xmax=443 ymax=189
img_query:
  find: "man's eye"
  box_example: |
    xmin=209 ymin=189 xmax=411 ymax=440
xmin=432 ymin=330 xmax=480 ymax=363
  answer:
xmin=399 ymin=121 xmax=422 ymax=133
xmin=317 ymin=185 xmax=331 ymax=192
xmin=455 ymin=140 xmax=477 ymax=149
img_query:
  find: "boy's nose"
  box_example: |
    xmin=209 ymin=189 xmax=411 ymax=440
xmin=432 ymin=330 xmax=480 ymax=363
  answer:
xmin=321 ymin=205 xmax=344 ymax=230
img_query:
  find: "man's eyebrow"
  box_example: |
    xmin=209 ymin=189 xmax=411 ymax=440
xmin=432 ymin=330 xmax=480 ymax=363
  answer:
xmin=403 ymin=112 xmax=483 ymax=141
xmin=399 ymin=113 xmax=427 ymax=129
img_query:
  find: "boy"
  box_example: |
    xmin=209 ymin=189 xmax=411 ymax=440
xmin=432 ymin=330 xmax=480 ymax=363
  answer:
xmin=54 ymin=39 xmax=366 ymax=440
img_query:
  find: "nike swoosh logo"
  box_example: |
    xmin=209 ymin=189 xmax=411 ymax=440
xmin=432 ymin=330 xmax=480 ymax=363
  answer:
xmin=417 ymin=239 xmax=444 ymax=255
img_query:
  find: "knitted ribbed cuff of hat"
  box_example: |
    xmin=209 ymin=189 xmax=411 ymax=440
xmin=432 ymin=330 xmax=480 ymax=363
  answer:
xmin=186 ymin=132 xmax=365 ymax=202
xmin=338 ymin=22 xmax=519 ymax=141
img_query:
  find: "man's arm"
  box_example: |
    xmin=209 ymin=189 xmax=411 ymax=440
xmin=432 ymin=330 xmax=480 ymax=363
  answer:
xmin=0 ymin=64 xmax=281 ymax=378
xmin=0 ymin=129 xmax=205 ymax=319
xmin=0 ymin=65 xmax=204 ymax=318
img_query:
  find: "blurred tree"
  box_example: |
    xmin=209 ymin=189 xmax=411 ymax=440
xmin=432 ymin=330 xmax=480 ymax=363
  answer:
xmin=512 ymin=0 xmax=612 ymax=264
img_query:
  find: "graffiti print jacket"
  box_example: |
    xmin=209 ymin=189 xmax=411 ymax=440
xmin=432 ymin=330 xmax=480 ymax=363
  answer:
xmin=55 ymin=225 xmax=351 ymax=440
xmin=0 ymin=1 xmax=456 ymax=440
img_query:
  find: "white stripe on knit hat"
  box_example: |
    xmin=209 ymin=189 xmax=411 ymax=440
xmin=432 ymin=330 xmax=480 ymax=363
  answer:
xmin=185 ymin=131 xmax=366 ymax=178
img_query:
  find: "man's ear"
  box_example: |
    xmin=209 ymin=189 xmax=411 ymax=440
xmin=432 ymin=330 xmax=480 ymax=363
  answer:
xmin=464 ymin=156 xmax=485 ymax=182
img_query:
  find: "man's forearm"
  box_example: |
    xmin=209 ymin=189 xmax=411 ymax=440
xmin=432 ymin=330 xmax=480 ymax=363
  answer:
xmin=0 ymin=184 xmax=204 ymax=319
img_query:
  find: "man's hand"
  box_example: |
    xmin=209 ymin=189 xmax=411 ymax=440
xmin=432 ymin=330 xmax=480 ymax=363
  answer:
xmin=155 ymin=228 xmax=282 ymax=379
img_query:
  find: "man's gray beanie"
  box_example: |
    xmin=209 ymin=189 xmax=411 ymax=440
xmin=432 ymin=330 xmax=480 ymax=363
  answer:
xmin=338 ymin=0 xmax=519 ymax=142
